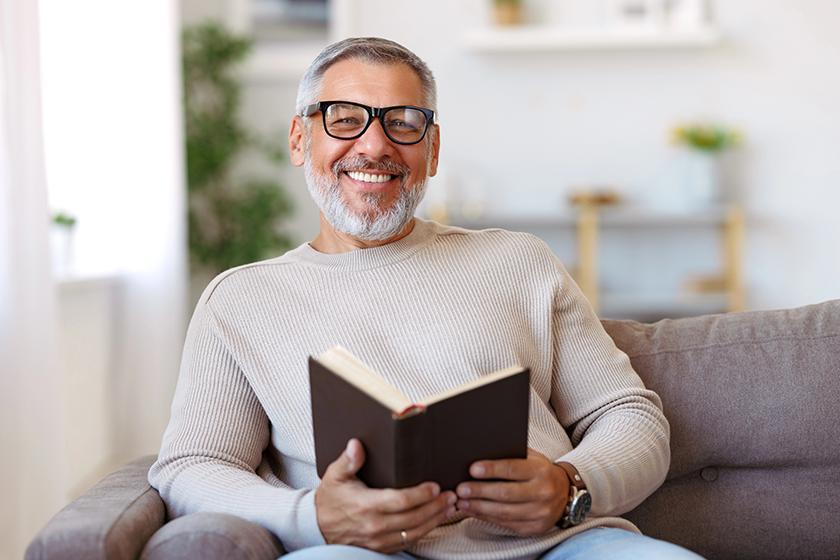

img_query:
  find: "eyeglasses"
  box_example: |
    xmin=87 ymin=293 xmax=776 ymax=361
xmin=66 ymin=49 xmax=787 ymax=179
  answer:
xmin=303 ymin=101 xmax=435 ymax=145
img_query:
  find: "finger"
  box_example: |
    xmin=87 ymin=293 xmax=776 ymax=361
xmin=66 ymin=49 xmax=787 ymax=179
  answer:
xmin=323 ymin=438 xmax=366 ymax=482
xmin=375 ymin=490 xmax=456 ymax=535
xmin=374 ymin=481 xmax=443 ymax=515
xmin=456 ymin=478 xmax=534 ymax=504
xmin=345 ymin=438 xmax=365 ymax=473
xmin=456 ymin=498 xmax=553 ymax=537
xmin=381 ymin=492 xmax=458 ymax=553
xmin=469 ymin=457 xmax=534 ymax=482
xmin=456 ymin=493 xmax=538 ymax=519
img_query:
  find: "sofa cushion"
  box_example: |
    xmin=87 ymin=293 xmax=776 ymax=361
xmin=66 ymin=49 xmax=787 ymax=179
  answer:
xmin=25 ymin=455 xmax=164 ymax=560
xmin=140 ymin=512 xmax=285 ymax=560
xmin=602 ymin=300 xmax=840 ymax=560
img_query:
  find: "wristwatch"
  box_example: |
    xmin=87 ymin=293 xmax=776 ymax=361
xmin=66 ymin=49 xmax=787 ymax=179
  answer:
xmin=556 ymin=462 xmax=592 ymax=528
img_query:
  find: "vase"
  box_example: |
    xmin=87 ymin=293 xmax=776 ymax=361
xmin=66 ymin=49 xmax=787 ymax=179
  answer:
xmin=682 ymin=151 xmax=720 ymax=209
xmin=493 ymin=2 xmax=521 ymax=26
xmin=50 ymin=224 xmax=75 ymax=276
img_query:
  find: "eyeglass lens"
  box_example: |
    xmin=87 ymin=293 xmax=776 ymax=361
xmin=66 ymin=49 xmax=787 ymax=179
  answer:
xmin=324 ymin=103 xmax=428 ymax=144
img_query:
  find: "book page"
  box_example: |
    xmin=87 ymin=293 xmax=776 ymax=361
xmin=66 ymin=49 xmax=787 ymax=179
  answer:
xmin=419 ymin=365 xmax=527 ymax=407
xmin=317 ymin=346 xmax=413 ymax=414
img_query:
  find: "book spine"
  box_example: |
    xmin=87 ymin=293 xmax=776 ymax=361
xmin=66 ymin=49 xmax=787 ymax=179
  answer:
xmin=393 ymin=411 xmax=427 ymax=488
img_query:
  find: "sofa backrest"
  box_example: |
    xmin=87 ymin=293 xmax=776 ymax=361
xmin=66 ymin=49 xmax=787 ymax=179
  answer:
xmin=602 ymin=300 xmax=840 ymax=560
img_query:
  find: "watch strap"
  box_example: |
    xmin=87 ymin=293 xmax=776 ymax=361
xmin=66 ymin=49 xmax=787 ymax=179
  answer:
xmin=556 ymin=461 xmax=591 ymax=528
xmin=556 ymin=462 xmax=586 ymax=491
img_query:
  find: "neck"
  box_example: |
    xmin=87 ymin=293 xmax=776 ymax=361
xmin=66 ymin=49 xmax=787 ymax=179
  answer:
xmin=309 ymin=213 xmax=416 ymax=254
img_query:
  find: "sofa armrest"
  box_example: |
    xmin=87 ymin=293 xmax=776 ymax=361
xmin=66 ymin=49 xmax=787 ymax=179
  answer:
xmin=140 ymin=512 xmax=286 ymax=560
xmin=25 ymin=455 xmax=165 ymax=560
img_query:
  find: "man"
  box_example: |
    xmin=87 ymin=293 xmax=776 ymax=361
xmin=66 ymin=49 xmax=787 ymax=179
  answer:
xmin=150 ymin=37 xmax=703 ymax=560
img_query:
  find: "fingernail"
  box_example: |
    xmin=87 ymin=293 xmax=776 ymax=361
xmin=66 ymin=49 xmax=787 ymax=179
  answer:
xmin=448 ymin=493 xmax=457 ymax=505
xmin=457 ymin=500 xmax=469 ymax=510
xmin=471 ymin=464 xmax=485 ymax=477
xmin=446 ymin=506 xmax=456 ymax=517
xmin=458 ymin=486 xmax=471 ymax=498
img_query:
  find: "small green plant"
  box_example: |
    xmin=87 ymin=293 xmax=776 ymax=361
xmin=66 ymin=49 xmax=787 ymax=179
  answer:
xmin=671 ymin=122 xmax=743 ymax=153
xmin=52 ymin=212 xmax=77 ymax=228
xmin=183 ymin=21 xmax=294 ymax=275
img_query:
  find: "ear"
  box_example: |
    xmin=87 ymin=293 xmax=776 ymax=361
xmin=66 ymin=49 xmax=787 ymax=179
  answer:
xmin=289 ymin=115 xmax=306 ymax=167
xmin=428 ymin=123 xmax=441 ymax=177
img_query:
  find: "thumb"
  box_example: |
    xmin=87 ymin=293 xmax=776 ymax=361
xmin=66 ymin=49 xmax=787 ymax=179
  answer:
xmin=328 ymin=438 xmax=366 ymax=481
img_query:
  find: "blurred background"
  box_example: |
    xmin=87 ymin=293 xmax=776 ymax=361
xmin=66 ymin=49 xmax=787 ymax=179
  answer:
xmin=2 ymin=0 xmax=838 ymax=558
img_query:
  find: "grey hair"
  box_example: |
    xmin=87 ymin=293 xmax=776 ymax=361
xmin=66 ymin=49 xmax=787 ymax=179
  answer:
xmin=295 ymin=37 xmax=438 ymax=117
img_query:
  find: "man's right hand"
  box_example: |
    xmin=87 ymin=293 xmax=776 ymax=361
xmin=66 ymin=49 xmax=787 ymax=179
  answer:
xmin=314 ymin=438 xmax=457 ymax=553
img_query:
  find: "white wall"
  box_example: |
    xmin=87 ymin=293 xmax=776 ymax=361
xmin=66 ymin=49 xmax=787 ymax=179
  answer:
xmin=203 ymin=0 xmax=840 ymax=312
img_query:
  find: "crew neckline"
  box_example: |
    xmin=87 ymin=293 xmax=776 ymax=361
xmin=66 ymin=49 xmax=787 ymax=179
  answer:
xmin=284 ymin=218 xmax=439 ymax=272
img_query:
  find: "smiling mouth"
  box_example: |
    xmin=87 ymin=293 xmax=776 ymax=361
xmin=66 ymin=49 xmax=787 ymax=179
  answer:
xmin=346 ymin=171 xmax=396 ymax=184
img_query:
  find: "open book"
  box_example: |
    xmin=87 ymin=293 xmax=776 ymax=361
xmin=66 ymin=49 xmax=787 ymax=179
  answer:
xmin=309 ymin=346 xmax=530 ymax=490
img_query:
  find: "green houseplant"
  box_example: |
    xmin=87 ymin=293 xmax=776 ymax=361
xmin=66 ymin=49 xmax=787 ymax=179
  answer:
xmin=671 ymin=122 xmax=742 ymax=153
xmin=182 ymin=21 xmax=294 ymax=277
xmin=669 ymin=121 xmax=744 ymax=209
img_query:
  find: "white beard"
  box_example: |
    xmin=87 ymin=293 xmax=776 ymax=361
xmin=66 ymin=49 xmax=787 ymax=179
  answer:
xmin=304 ymin=149 xmax=429 ymax=242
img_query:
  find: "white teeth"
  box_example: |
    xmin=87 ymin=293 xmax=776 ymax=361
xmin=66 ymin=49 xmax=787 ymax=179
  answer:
xmin=347 ymin=171 xmax=393 ymax=183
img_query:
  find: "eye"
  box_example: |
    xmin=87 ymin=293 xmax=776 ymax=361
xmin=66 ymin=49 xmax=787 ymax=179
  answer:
xmin=329 ymin=116 xmax=364 ymax=126
xmin=385 ymin=118 xmax=418 ymax=130
xmin=384 ymin=108 xmax=425 ymax=133
xmin=325 ymin=104 xmax=367 ymax=130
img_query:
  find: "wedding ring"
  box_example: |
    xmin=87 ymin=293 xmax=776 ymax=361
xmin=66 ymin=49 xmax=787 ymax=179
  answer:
xmin=400 ymin=530 xmax=408 ymax=546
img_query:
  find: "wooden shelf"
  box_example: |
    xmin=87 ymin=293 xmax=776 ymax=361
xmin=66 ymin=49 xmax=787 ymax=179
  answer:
xmin=450 ymin=205 xmax=745 ymax=320
xmin=462 ymin=25 xmax=722 ymax=53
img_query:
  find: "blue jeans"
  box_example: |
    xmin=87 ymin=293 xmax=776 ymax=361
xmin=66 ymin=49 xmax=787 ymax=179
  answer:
xmin=281 ymin=527 xmax=706 ymax=559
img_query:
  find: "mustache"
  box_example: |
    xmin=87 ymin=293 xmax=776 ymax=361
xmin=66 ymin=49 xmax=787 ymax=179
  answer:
xmin=331 ymin=155 xmax=411 ymax=179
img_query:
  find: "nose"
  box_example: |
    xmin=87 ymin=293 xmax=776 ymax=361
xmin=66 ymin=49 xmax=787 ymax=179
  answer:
xmin=352 ymin=116 xmax=397 ymax=160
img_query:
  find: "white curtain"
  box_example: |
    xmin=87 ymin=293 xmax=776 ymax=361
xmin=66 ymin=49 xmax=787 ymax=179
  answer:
xmin=1 ymin=1 xmax=187 ymax=558
xmin=0 ymin=1 xmax=68 ymax=558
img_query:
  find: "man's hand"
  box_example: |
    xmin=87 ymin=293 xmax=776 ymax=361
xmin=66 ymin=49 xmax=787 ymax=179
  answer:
xmin=315 ymin=439 xmax=457 ymax=553
xmin=454 ymin=448 xmax=571 ymax=536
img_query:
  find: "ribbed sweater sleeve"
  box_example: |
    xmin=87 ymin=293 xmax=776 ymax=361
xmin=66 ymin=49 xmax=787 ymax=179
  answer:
xmin=545 ymin=257 xmax=669 ymax=516
xmin=148 ymin=292 xmax=325 ymax=551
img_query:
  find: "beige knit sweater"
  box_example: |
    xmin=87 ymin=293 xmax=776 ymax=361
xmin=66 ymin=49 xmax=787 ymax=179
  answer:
xmin=149 ymin=219 xmax=669 ymax=560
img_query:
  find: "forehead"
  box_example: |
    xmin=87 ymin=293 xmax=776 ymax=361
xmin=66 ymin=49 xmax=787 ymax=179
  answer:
xmin=319 ymin=59 xmax=425 ymax=108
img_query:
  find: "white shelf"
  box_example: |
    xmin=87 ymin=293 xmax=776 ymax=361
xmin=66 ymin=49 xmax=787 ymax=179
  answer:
xmin=462 ymin=25 xmax=723 ymax=53
xmin=451 ymin=206 xmax=734 ymax=231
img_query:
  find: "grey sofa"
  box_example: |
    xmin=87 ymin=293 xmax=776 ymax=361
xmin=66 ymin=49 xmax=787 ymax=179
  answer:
xmin=26 ymin=300 xmax=840 ymax=560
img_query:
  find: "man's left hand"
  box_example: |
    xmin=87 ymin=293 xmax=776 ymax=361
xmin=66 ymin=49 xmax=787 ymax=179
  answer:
xmin=454 ymin=448 xmax=570 ymax=536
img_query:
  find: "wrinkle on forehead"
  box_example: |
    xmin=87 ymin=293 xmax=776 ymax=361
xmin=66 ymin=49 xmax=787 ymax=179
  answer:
xmin=318 ymin=59 xmax=425 ymax=109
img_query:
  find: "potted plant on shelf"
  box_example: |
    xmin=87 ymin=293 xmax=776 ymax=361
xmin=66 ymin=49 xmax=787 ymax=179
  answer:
xmin=492 ymin=0 xmax=523 ymax=26
xmin=670 ymin=121 xmax=743 ymax=209
xmin=50 ymin=211 xmax=77 ymax=276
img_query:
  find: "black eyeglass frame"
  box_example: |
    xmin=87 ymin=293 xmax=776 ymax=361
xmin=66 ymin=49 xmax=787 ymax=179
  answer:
xmin=303 ymin=101 xmax=435 ymax=145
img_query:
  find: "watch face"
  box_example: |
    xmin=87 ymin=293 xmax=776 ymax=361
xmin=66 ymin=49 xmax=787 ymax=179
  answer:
xmin=569 ymin=491 xmax=592 ymax=525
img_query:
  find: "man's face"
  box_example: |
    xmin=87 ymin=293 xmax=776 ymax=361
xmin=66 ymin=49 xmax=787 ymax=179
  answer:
xmin=290 ymin=58 xmax=440 ymax=242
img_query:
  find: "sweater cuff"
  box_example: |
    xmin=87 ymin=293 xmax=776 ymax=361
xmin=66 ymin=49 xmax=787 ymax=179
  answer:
xmin=288 ymin=489 xmax=327 ymax=551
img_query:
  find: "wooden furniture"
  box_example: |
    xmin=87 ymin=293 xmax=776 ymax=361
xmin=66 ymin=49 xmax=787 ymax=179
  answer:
xmin=451 ymin=204 xmax=746 ymax=320
xmin=572 ymin=203 xmax=746 ymax=317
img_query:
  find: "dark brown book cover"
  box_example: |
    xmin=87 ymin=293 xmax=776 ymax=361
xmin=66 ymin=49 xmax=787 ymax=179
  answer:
xmin=309 ymin=352 xmax=530 ymax=491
